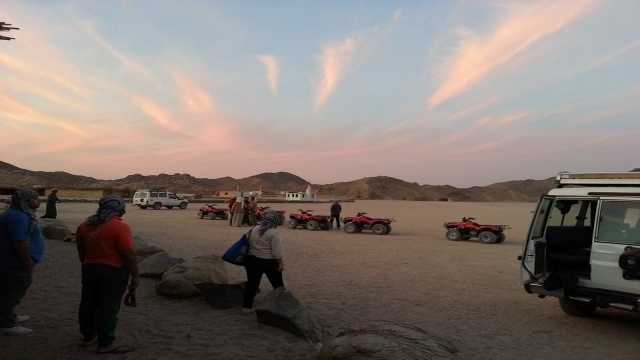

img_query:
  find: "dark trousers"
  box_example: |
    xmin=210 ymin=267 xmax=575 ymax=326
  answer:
xmin=243 ymin=256 xmax=284 ymax=308
xmin=330 ymin=215 xmax=341 ymax=229
xmin=0 ymin=271 xmax=32 ymax=328
xmin=79 ymin=264 xmax=129 ymax=347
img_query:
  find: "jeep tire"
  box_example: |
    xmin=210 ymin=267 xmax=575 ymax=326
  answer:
xmin=179 ymin=202 xmax=188 ymax=209
xmin=153 ymin=202 xmax=162 ymax=210
xmin=559 ymin=297 xmax=597 ymax=317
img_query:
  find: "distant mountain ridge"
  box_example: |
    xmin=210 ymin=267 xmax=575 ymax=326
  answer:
xmin=0 ymin=160 xmax=554 ymax=201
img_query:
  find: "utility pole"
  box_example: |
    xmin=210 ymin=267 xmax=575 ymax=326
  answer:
xmin=0 ymin=22 xmax=19 ymax=41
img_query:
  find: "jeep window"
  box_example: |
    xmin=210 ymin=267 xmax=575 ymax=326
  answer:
xmin=159 ymin=192 xmax=167 ymax=198
xmin=531 ymin=198 xmax=552 ymax=239
xmin=597 ymin=201 xmax=640 ymax=245
xmin=169 ymin=193 xmax=177 ymax=199
xmin=150 ymin=192 xmax=158 ymax=198
xmin=547 ymin=200 xmax=595 ymax=227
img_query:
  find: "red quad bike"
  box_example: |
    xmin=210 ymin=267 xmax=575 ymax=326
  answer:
xmin=288 ymin=209 xmax=330 ymax=231
xmin=198 ymin=204 xmax=229 ymax=220
xmin=443 ymin=217 xmax=509 ymax=244
xmin=343 ymin=212 xmax=393 ymax=235
xmin=256 ymin=206 xmax=286 ymax=225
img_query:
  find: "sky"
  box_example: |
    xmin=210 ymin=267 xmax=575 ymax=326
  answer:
xmin=0 ymin=0 xmax=639 ymax=186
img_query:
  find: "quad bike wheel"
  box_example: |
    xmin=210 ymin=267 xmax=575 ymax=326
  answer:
xmin=207 ymin=212 xmax=217 ymax=220
xmin=197 ymin=211 xmax=204 ymax=219
xmin=306 ymin=220 xmax=320 ymax=231
xmin=344 ymin=222 xmax=359 ymax=233
xmin=372 ymin=223 xmax=388 ymax=235
xmin=221 ymin=213 xmax=229 ymax=220
xmin=153 ymin=202 xmax=162 ymax=210
xmin=478 ymin=231 xmax=498 ymax=244
xmin=496 ymin=233 xmax=506 ymax=243
xmin=384 ymin=225 xmax=392 ymax=235
xmin=179 ymin=202 xmax=188 ymax=209
xmin=446 ymin=229 xmax=462 ymax=241
xmin=288 ymin=219 xmax=298 ymax=229
xmin=559 ymin=297 xmax=597 ymax=317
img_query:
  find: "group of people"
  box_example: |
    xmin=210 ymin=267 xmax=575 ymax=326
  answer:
xmin=228 ymin=196 xmax=259 ymax=227
xmin=1 ymin=190 xmax=344 ymax=353
xmin=1 ymin=190 xmax=138 ymax=354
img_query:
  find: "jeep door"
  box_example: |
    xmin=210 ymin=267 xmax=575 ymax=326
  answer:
xmin=168 ymin=193 xmax=180 ymax=206
xmin=521 ymin=197 xmax=553 ymax=283
xmin=589 ymin=199 xmax=640 ymax=294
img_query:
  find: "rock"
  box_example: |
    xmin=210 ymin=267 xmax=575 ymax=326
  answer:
xmin=40 ymin=219 xmax=73 ymax=241
xmin=136 ymin=244 xmax=164 ymax=258
xmin=255 ymin=288 xmax=322 ymax=344
xmin=317 ymin=322 xmax=458 ymax=360
xmin=139 ymin=252 xmax=183 ymax=278
xmin=156 ymin=274 xmax=200 ymax=298
xmin=156 ymin=255 xmax=245 ymax=299
xmin=196 ymin=282 xmax=249 ymax=309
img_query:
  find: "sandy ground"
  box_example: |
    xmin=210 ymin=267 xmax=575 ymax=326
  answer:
xmin=2 ymin=200 xmax=640 ymax=360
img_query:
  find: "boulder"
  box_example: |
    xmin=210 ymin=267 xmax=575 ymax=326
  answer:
xmin=139 ymin=252 xmax=183 ymax=278
xmin=255 ymin=288 xmax=322 ymax=344
xmin=155 ymin=255 xmax=245 ymax=299
xmin=40 ymin=219 xmax=73 ymax=241
xmin=156 ymin=274 xmax=200 ymax=298
xmin=317 ymin=322 xmax=458 ymax=360
xmin=136 ymin=244 xmax=165 ymax=258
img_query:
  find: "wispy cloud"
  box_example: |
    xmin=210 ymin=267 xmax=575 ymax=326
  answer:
xmin=131 ymin=95 xmax=183 ymax=133
xmin=258 ymin=55 xmax=280 ymax=94
xmin=173 ymin=73 xmax=215 ymax=114
xmin=315 ymin=36 xmax=358 ymax=110
xmin=574 ymin=39 xmax=640 ymax=75
xmin=82 ymin=22 xmax=152 ymax=79
xmin=428 ymin=0 xmax=598 ymax=109
xmin=476 ymin=112 xmax=528 ymax=127
xmin=0 ymin=94 xmax=87 ymax=136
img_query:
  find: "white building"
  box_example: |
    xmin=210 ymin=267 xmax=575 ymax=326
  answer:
xmin=285 ymin=185 xmax=316 ymax=202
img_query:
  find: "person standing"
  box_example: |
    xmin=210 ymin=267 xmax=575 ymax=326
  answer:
xmin=248 ymin=196 xmax=258 ymax=226
xmin=242 ymin=211 xmax=285 ymax=311
xmin=75 ymin=196 xmax=138 ymax=354
xmin=330 ymin=200 xmax=342 ymax=229
xmin=228 ymin=197 xmax=236 ymax=226
xmin=0 ymin=189 xmax=44 ymax=336
xmin=231 ymin=197 xmax=244 ymax=227
xmin=41 ymin=189 xmax=60 ymax=219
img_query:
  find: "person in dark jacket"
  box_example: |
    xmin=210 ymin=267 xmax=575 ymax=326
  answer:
xmin=330 ymin=201 xmax=342 ymax=229
xmin=41 ymin=189 xmax=59 ymax=219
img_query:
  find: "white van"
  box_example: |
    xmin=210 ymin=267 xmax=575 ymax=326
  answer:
xmin=521 ymin=172 xmax=640 ymax=316
xmin=133 ymin=190 xmax=188 ymax=210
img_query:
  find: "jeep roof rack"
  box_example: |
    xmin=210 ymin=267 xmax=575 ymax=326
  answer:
xmin=556 ymin=172 xmax=640 ymax=187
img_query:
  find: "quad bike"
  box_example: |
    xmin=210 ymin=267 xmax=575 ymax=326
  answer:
xmin=256 ymin=206 xmax=286 ymax=225
xmin=443 ymin=217 xmax=509 ymax=244
xmin=198 ymin=204 xmax=229 ymax=220
xmin=288 ymin=209 xmax=330 ymax=231
xmin=343 ymin=212 xmax=393 ymax=235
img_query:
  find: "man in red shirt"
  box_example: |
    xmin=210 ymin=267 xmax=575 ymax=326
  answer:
xmin=76 ymin=196 xmax=138 ymax=354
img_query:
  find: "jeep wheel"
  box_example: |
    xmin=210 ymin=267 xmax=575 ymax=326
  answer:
xmin=306 ymin=220 xmax=320 ymax=231
xmin=153 ymin=202 xmax=162 ymax=210
xmin=478 ymin=231 xmax=498 ymax=244
xmin=288 ymin=219 xmax=298 ymax=229
xmin=559 ymin=297 xmax=597 ymax=317
xmin=344 ymin=222 xmax=359 ymax=234
xmin=140 ymin=205 xmax=148 ymax=210
xmin=446 ymin=229 xmax=462 ymax=241
xmin=496 ymin=233 xmax=506 ymax=243
xmin=372 ymin=223 xmax=387 ymax=235
xmin=166 ymin=206 xmax=173 ymax=210
xmin=179 ymin=202 xmax=188 ymax=209
xmin=207 ymin=212 xmax=217 ymax=220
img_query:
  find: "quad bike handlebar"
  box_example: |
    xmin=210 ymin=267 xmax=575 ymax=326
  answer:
xmin=357 ymin=212 xmax=368 ymax=216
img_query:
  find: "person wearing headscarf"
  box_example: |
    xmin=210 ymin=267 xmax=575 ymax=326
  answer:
xmin=41 ymin=189 xmax=60 ymax=219
xmin=0 ymin=189 xmax=43 ymax=336
xmin=231 ymin=197 xmax=245 ymax=227
xmin=242 ymin=210 xmax=285 ymax=312
xmin=75 ymin=195 xmax=138 ymax=354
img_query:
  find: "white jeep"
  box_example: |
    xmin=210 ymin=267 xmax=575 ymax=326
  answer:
xmin=521 ymin=172 xmax=640 ymax=316
xmin=133 ymin=190 xmax=188 ymax=210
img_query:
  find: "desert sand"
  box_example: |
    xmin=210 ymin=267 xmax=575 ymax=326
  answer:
xmin=2 ymin=200 xmax=640 ymax=360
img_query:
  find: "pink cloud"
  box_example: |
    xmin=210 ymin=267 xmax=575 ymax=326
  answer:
xmin=131 ymin=95 xmax=183 ymax=134
xmin=258 ymin=55 xmax=280 ymax=94
xmin=0 ymin=94 xmax=87 ymax=136
xmin=173 ymin=73 xmax=215 ymax=114
xmin=315 ymin=36 xmax=358 ymax=109
xmin=475 ymin=112 xmax=528 ymax=127
xmin=428 ymin=0 xmax=598 ymax=109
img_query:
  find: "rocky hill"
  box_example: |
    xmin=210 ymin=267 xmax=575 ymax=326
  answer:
xmin=0 ymin=160 xmax=554 ymax=201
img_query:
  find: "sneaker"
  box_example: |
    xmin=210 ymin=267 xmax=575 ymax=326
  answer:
xmin=16 ymin=315 xmax=30 ymax=323
xmin=1 ymin=326 xmax=33 ymax=336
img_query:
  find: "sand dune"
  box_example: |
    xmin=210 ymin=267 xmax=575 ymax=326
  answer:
xmin=2 ymin=200 xmax=640 ymax=360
